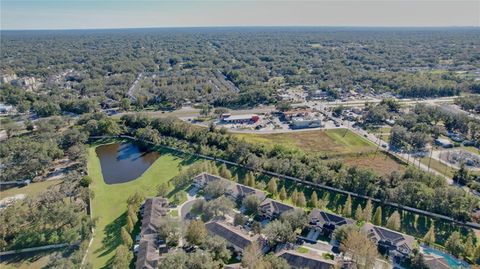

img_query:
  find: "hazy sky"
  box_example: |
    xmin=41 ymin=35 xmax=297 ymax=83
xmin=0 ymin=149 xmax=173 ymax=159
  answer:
xmin=1 ymin=0 xmax=479 ymax=30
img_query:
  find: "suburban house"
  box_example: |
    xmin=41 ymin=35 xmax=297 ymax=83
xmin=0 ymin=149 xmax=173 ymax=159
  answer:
xmin=277 ymin=250 xmax=335 ymax=269
xmin=192 ymin=172 xmax=225 ymax=188
xmin=259 ymin=198 xmax=295 ymax=220
xmin=205 ymin=220 xmax=265 ymax=254
xmin=136 ymin=238 xmax=161 ymax=269
xmin=141 ymin=197 xmax=169 ymax=236
xmin=229 ymin=183 xmax=267 ymax=202
xmin=136 ymin=197 xmax=169 ymax=269
xmin=308 ymin=209 xmax=354 ymax=237
xmin=362 ymin=223 xmax=415 ymax=258
xmin=193 ymin=172 xmax=266 ymax=202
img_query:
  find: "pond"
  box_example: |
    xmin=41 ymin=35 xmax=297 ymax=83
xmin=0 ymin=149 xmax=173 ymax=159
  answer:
xmin=95 ymin=142 xmax=160 ymax=184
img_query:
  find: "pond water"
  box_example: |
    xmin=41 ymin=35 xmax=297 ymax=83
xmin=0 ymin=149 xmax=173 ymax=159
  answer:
xmin=95 ymin=142 xmax=160 ymax=184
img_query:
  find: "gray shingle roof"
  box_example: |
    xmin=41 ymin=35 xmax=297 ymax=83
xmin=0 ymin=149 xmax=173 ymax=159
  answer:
xmin=309 ymin=209 xmax=354 ymax=228
xmin=141 ymin=197 xmax=169 ymax=236
xmin=278 ymin=250 xmax=335 ymax=269
xmin=135 ymin=238 xmax=160 ymax=269
xmin=362 ymin=223 xmax=415 ymax=255
xmin=259 ymin=198 xmax=295 ymax=217
xmin=205 ymin=221 xmax=259 ymax=250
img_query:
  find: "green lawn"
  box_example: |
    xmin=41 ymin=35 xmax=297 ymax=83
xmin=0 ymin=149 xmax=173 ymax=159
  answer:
xmin=87 ymin=143 xmax=193 ymax=268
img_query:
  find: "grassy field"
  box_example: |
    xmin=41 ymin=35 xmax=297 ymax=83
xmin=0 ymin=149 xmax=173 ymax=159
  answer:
xmin=87 ymin=142 xmax=194 ymax=268
xmin=419 ymin=156 xmax=457 ymax=179
xmin=0 ymin=179 xmax=62 ymax=199
xmin=235 ymin=129 xmax=405 ymax=176
xmin=235 ymin=129 xmax=376 ymax=156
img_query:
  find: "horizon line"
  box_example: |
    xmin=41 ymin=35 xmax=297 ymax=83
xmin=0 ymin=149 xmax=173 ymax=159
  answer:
xmin=1 ymin=25 xmax=479 ymax=31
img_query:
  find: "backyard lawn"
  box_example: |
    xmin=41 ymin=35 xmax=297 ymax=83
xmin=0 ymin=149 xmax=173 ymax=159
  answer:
xmin=86 ymin=143 xmax=194 ymax=268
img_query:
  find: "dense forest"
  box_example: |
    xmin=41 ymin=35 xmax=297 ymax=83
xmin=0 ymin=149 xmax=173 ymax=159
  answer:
xmin=1 ymin=28 xmax=479 ymax=113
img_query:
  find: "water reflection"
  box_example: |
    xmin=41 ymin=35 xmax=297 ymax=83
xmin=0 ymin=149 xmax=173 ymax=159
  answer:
xmin=95 ymin=142 xmax=160 ymax=184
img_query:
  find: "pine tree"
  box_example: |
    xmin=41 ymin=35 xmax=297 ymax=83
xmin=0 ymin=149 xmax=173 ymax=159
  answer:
xmin=206 ymin=162 xmax=214 ymax=174
xmin=245 ymin=172 xmax=255 ymax=187
xmin=464 ymin=234 xmax=474 ymax=258
xmin=121 ymin=226 xmax=133 ymax=247
xmin=342 ymin=195 xmax=352 ymax=217
xmin=423 ymin=223 xmax=436 ymax=245
xmin=126 ymin=216 xmax=134 ymax=232
xmin=232 ymin=174 xmax=238 ymax=182
xmin=267 ymin=178 xmax=278 ymax=195
xmin=318 ymin=192 xmax=329 ymax=209
xmin=372 ymin=206 xmax=382 ymax=226
xmin=297 ymin=192 xmax=307 ymax=207
xmin=310 ymin=191 xmax=319 ymax=208
xmin=250 ymin=173 xmax=256 ymax=187
xmin=211 ymin=164 xmax=219 ymax=175
xmin=363 ymin=199 xmax=373 ymax=223
xmin=354 ymin=204 xmax=364 ymax=221
xmin=386 ymin=211 xmax=401 ymax=231
xmin=473 ymin=244 xmax=480 ymax=264
xmin=291 ymin=189 xmax=299 ymax=206
xmin=279 ymin=186 xmax=287 ymax=201
xmin=219 ymin=164 xmax=232 ymax=179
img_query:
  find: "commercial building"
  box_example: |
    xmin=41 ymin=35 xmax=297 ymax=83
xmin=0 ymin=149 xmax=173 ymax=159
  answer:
xmin=291 ymin=117 xmax=323 ymax=129
xmin=221 ymin=114 xmax=260 ymax=124
xmin=282 ymin=109 xmax=312 ymax=121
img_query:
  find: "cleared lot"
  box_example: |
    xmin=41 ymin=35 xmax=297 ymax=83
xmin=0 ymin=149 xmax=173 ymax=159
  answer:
xmin=234 ymin=129 xmax=405 ymax=176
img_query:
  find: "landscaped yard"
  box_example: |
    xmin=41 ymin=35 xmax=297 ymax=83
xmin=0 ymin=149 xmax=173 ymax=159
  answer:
xmin=234 ymin=129 xmax=405 ymax=176
xmin=86 ymin=143 xmax=195 ymax=268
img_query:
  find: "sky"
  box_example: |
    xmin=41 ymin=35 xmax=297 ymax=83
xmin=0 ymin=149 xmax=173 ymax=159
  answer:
xmin=1 ymin=0 xmax=479 ymax=30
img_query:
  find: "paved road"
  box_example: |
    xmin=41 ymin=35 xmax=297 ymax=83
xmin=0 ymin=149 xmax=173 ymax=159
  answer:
xmin=180 ymin=198 xmax=203 ymax=220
